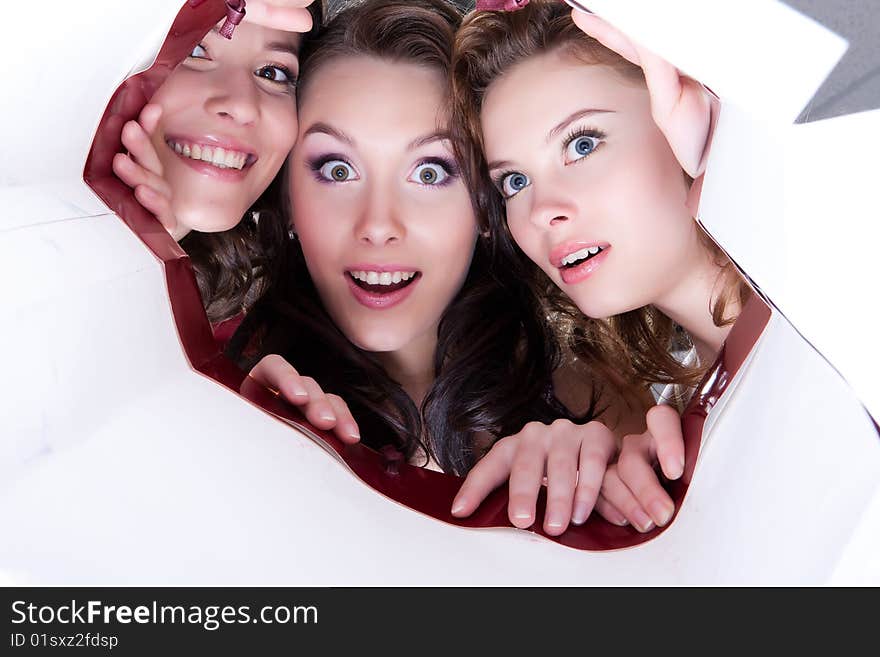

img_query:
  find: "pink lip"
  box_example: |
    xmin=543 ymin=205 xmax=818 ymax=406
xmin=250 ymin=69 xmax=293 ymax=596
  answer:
xmin=165 ymin=133 xmax=258 ymax=182
xmin=549 ymin=240 xmax=609 ymax=268
xmin=345 ymin=270 xmax=421 ymax=310
xmin=346 ymin=263 xmax=418 ymax=273
xmin=558 ymin=246 xmax=611 ymax=285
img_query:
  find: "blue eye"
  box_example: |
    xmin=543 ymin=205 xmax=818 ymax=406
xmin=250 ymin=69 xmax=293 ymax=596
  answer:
xmin=564 ymin=131 xmax=604 ymax=164
xmin=317 ymin=160 xmax=357 ymax=183
xmin=409 ymin=162 xmax=450 ymax=186
xmin=189 ymin=43 xmax=208 ymax=59
xmin=499 ymin=171 xmax=530 ymax=199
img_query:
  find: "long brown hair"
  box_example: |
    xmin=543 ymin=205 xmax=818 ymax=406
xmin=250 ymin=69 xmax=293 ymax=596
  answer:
xmin=182 ymin=1 xmax=325 ymax=325
xmin=229 ymin=0 xmax=575 ymax=475
xmin=451 ymin=0 xmax=750 ymax=391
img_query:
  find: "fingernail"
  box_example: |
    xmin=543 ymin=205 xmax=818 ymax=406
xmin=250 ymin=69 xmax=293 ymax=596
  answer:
xmin=319 ymin=410 xmax=336 ymax=422
xmin=571 ymin=502 xmax=589 ymax=525
xmin=546 ymin=514 xmax=565 ymax=530
xmin=348 ymin=429 xmax=361 ymax=441
xmin=632 ymin=509 xmax=655 ymax=533
xmin=649 ymin=500 xmax=674 ymax=526
xmin=290 ymin=383 xmax=308 ymax=398
xmin=451 ymin=499 xmax=466 ymax=515
xmin=666 ymin=456 xmax=685 ymax=479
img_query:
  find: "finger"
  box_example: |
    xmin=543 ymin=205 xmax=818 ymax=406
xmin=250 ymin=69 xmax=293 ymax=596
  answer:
xmin=570 ymin=10 xmax=641 ymax=66
xmin=601 ymin=465 xmax=655 ymax=533
xmin=507 ymin=428 xmax=550 ymax=529
xmin=121 ymin=119 xmax=164 ymax=176
xmin=246 ymin=1 xmax=314 ymax=33
xmin=138 ymin=103 xmax=162 ymax=136
xmin=594 ymin=494 xmax=629 ymax=527
xmin=249 ymin=355 xmax=308 ymax=402
xmin=617 ymin=434 xmax=675 ymax=528
xmin=326 ymin=394 xmax=360 ymax=444
xmin=297 ymin=376 xmax=337 ymax=430
xmin=451 ymin=438 xmax=518 ymax=517
xmin=134 ymin=185 xmax=177 ymax=234
xmin=571 ymin=421 xmax=616 ymax=525
xmin=542 ymin=427 xmax=581 ymax=535
xmin=646 ymin=404 xmax=685 ymax=480
xmin=112 ymin=153 xmax=171 ymax=199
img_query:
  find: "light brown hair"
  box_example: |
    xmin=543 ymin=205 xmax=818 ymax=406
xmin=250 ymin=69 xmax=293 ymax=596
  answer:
xmin=451 ymin=0 xmax=750 ymax=391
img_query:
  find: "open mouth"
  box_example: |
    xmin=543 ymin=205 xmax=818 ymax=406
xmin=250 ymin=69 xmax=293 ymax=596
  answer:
xmin=166 ymin=138 xmax=257 ymax=171
xmin=560 ymin=245 xmax=606 ymax=270
xmin=348 ymin=269 xmax=421 ymax=294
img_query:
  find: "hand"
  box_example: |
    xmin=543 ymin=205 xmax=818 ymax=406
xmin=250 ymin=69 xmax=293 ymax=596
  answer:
xmin=111 ymin=104 xmax=181 ymax=238
xmin=451 ymin=419 xmax=616 ymax=536
xmin=570 ymin=9 xmax=715 ymax=178
xmin=596 ymin=404 xmax=684 ymax=532
xmin=244 ymin=1 xmax=316 ymax=33
xmin=248 ymin=354 xmax=361 ymax=444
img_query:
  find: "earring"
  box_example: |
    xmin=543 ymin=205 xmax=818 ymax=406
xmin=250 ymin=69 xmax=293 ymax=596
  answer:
xmin=288 ymin=227 xmax=298 ymax=240
xmin=249 ymin=210 xmax=261 ymax=225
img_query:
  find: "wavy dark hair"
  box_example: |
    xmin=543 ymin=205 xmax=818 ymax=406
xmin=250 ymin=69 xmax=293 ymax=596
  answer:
xmin=181 ymin=0 xmax=325 ymax=325
xmin=452 ymin=0 xmax=751 ymax=393
xmin=229 ymin=0 xmax=579 ymax=475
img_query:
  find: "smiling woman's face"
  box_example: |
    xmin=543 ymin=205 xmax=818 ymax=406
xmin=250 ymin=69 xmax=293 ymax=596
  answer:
xmin=481 ymin=49 xmax=700 ymax=320
xmin=289 ymin=56 xmax=477 ymax=356
xmin=149 ymin=20 xmax=302 ymax=239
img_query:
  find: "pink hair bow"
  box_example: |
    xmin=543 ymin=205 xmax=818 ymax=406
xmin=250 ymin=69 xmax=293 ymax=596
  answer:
xmin=187 ymin=0 xmax=246 ymax=39
xmin=475 ymin=0 xmax=529 ymax=11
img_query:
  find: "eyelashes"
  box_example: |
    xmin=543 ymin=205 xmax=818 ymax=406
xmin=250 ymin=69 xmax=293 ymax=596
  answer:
xmin=186 ymin=43 xmax=298 ymax=92
xmin=491 ymin=125 xmax=608 ymax=200
xmin=306 ymin=155 xmax=461 ymax=187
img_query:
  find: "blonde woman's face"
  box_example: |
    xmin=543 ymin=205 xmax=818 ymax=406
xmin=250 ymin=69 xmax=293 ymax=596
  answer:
xmin=289 ymin=57 xmax=477 ymax=355
xmin=149 ymin=20 xmax=302 ymax=239
xmin=481 ymin=49 xmax=701 ymax=319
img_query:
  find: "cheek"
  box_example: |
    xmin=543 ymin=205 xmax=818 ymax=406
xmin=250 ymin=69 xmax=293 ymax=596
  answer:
xmin=264 ymin=101 xmax=299 ymax=156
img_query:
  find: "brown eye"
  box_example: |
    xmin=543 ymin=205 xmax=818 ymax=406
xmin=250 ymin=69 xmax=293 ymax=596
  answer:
xmin=410 ymin=162 xmax=448 ymax=186
xmin=318 ymin=160 xmax=356 ymax=182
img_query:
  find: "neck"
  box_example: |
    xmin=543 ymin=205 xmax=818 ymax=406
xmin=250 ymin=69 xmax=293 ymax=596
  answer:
xmin=375 ymin=330 xmax=438 ymax=407
xmin=652 ymin=248 xmax=740 ymax=364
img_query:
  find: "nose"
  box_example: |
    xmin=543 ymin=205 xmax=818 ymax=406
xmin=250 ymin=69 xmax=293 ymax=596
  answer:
xmin=528 ymin=179 xmax=579 ymax=231
xmin=203 ymin=69 xmax=260 ymax=126
xmin=354 ymin=186 xmax=405 ymax=246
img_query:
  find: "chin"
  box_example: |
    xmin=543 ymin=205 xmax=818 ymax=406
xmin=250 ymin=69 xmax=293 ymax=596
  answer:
xmin=347 ymin=328 xmax=409 ymax=355
xmin=176 ymin=206 xmax=244 ymax=235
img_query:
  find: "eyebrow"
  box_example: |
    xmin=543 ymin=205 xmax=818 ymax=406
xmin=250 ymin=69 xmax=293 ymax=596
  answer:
xmin=547 ymin=108 xmax=613 ymax=141
xmin=302 ymin=125 xmax=454 ymax=151
xmin=487 ymin=108 xmax=614 ymax=171
xmin=207 ymin=27 xmax=300 ymax=60
xmin=303 ymin=122 xmax=355 ymax=145
xmin=407 ymin=130 xmax=454 ymax=151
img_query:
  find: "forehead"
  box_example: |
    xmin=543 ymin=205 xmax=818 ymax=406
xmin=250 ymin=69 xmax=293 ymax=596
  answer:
xmin=206 ymin=19 xmax=302 ymax=55
xmin=301 ymin=56 xmax=448 ymax=135
xmin=481 ymin=50 xmax=647 ymax=147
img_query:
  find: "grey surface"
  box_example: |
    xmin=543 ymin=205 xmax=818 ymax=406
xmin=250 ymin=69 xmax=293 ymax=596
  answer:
xmin=784 ymin=0 xmax=880 ymax=123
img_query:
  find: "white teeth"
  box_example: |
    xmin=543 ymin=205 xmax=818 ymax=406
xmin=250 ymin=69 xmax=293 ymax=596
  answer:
xmin=561 ymin=246 xmax=603 ymax=266
xmin=349 ymin=270 xmax=417 ymax=286
xmin=168 ymin=141 xmax=249 ymax=170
